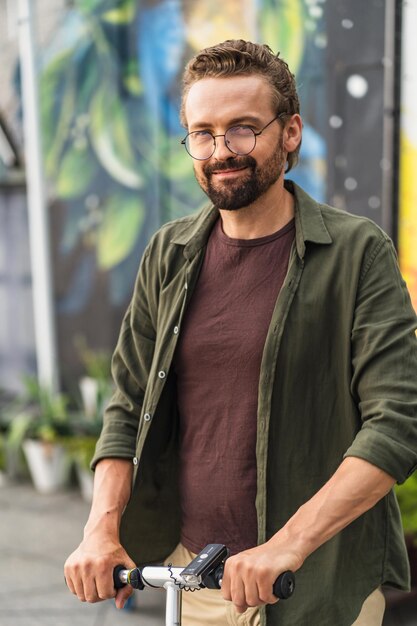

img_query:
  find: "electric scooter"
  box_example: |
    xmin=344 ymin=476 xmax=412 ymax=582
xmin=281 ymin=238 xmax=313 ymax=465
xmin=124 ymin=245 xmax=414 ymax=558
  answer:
xmin=114 ymin=543 xmax=295 ymax=626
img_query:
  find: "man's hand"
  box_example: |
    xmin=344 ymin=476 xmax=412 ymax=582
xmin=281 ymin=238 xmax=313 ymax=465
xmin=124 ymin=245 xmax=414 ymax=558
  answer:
xmin=221 ymin=541 xmax=302 ymax=614
xmin=64 ymin=458 xmax=134 ymax=609
xmin=221 ymin=458 xmax=396 ymax=614
xmin=64 ymin=531 xmax=136 ymax=608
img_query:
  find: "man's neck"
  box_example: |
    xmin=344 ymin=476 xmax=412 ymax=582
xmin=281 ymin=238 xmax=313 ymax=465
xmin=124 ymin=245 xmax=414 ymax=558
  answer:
xmin=219 ymin=180 xmax=294 ymax=240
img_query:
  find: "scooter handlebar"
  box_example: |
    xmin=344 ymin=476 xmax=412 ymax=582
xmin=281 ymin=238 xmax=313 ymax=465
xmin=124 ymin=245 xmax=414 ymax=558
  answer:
xmin=113 ymin=564 xmax=295 ymax=600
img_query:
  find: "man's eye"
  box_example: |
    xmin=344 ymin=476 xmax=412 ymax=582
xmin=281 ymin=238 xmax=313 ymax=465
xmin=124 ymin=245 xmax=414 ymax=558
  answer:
xmin=191 ymin=131 xmax=212 ymax=143
xmin=228 ymin=125 xmax=254 ymax=137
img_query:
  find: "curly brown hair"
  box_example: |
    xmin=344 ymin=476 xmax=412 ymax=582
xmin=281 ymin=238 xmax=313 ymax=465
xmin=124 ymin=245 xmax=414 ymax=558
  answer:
xmin=181 ymin=39 xmax=301 ymax=172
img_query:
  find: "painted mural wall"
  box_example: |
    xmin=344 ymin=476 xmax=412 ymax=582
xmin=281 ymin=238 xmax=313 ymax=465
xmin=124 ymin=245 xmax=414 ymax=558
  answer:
xmin=0 ymin=0 xmax=411 ymax=389
xmin=399 ymin=0 xmax=417 ymax=313
xmin=40 ymin=0 xmax=325 ymax=310
xmin=37 ymin=0 xmax=330 ymax=383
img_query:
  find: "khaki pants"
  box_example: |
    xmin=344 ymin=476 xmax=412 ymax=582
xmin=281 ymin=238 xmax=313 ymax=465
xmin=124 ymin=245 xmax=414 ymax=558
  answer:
xmin=165 ymin=543 xmax=385 ymax=626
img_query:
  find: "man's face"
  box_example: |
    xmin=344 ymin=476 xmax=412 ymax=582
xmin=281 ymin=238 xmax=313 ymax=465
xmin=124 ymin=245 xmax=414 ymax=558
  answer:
xmin=184 ymin=75 xmax=287 ymax=211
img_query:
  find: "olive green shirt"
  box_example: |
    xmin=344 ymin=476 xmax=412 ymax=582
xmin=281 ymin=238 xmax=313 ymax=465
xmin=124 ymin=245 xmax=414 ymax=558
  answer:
xmin=93 ymin=181 xmax=417 ymax=626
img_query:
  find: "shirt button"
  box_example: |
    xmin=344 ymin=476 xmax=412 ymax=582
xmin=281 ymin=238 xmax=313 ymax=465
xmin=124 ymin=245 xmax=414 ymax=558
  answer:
xmin=158 ymin=370 xmax=166 ymax=379
xmin=173 ymin=326 xmax=179 ymax=335
xmin=144 ymin=413 xmax=152 ymax=422
xmin=133 ymin=457 xmax=138 ymax=466
xmin=184 ymin=282 xmax=188 ymax=290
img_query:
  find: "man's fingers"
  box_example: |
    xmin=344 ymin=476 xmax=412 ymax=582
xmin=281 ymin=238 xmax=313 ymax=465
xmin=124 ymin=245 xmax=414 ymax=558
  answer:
xmin=95 ymin=569 xmax=118 ymax=601
xmin=70 ymin=573 xmax=87 ymax=603
xmin=258 ymin=576 xmax=279 ymax=605
xmin=83 ymin=575 xmax=101 ymax=603
xmin=115 ymin=585 xmax=134 ymax=609
xmin=244 ymin=579 xmax=262 ymax=609
xmin=230 ymin=570 xmax=248 ymax=612
xmin=64 ymin=570 xmax=75 ymax=595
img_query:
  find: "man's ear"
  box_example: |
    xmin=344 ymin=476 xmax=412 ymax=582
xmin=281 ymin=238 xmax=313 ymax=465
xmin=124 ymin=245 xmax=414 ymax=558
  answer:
xmin=283 ymin=114 xmax=303 ymax=154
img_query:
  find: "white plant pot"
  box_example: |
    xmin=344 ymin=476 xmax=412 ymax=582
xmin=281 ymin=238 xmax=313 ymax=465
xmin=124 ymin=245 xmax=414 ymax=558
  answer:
xmin=0 ymin=470 xmax=7 ymax=487
xmin=22 ymin=439 xmax=71 ymax=494
xmin=79 ymin=376 xmax=99 ymax=418
xmin=75 ymin=463 xmax=94 ymax=502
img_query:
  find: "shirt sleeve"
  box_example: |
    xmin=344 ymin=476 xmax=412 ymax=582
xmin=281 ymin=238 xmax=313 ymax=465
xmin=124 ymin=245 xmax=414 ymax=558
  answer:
xmin=91 ymin=246 xmax=156 ymax=469
xmin=344 ymin=236 xmax=417 ymax=483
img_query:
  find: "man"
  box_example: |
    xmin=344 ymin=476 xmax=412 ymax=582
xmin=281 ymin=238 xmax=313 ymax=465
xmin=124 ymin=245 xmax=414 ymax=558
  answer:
xmin=65 ymin=40 xmax=417 ymax=626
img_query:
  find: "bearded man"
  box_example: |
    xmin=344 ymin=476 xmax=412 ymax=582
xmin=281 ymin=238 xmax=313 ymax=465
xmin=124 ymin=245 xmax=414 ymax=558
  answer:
xmin=65 ymin=40 xmax=417 ymax=626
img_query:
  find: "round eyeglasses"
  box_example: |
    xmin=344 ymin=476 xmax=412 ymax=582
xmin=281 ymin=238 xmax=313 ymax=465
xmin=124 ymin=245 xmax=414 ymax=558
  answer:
xmin=181 ymin=113 xmax=286 ymax=161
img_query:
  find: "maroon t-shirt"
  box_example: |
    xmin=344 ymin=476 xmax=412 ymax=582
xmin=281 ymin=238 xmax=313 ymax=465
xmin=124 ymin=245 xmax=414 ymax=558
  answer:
xmin=173 ymin=217 xmax=295 ymax=555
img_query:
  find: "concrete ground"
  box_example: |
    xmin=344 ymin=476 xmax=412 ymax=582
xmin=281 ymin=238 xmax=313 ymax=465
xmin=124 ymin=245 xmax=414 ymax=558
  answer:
xmin=0 ymin=480 xmax=416 ymax=626
xmin=0 ymin=481 xmax=164 ymax=626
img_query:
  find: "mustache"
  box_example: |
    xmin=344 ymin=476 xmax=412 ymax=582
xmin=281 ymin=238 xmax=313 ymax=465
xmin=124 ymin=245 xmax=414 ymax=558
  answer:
xmin=203 ymin=155 xmax=256 ymax=176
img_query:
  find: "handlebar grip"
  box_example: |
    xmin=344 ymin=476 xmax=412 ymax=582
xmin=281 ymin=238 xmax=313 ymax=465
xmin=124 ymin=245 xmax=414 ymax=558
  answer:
xmin=113 ymin=565 xmax=146 ymax=590
xmin=113 ymin=565 xmax=126 ymax=590
xmin=272 ymin=570 xmax=295 ymax=599
xmin=210 ymin=566 xmax=295 ymax=600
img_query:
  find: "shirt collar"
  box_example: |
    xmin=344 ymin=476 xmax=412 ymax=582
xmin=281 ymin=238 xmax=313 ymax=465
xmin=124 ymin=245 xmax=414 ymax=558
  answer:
xmin=170 ymin=180 xmax=332 ymax=260
xmin=287 ymin=180 xmax=332 ymax=258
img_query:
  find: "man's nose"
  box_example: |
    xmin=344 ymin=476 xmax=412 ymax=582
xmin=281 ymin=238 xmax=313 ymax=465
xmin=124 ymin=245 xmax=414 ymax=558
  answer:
xmin=213 ymin=135 xmax=233 ymax=160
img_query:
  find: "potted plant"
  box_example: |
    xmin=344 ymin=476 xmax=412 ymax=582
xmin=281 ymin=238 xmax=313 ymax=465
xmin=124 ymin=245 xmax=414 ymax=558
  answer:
xmin=395 ymin=472 xmax=417 ymax=589
xmin=0 ymin=432 xmax=6 ymax=486
xmin=63 ymin=337 xmax=113 ymax=500
xmin=0 ymin=391 xmax=8 ymax=484
xmin=65 ymin=433 xmax=99 ymax=502
xmin=75 ymin=335 xmax=113 ymax=420
xmin=6 ymin=377 xmax=74 ymax=494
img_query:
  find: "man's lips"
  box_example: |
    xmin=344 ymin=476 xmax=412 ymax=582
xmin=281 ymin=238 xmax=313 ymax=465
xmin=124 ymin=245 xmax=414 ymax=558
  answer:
xmin=211 ymin=166 xmax=249 ymax=178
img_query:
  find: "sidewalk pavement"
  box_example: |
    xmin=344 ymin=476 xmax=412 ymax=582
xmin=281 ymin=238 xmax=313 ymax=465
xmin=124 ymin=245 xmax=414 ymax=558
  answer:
xmin=0 ymin=481 xmax=164 ymax=626
xmin=0 ymin=480 xmax=416 ymax=626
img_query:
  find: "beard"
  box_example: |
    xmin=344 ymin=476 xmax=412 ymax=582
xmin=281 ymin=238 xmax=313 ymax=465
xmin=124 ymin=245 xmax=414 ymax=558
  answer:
xmin=194 ymin=136 xmax=286 ymax=211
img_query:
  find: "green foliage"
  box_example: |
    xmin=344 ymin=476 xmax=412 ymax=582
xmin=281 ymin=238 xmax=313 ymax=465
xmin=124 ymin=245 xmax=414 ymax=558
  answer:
xmin=39 ymin=0 xmax=200 ymax=290
xmin=5 ymin=377 xmax=72 ymax=447
xmin=40 ymin=49 xmax=76 ymax=174
xmin=75 ymin=0 xmax=134 ymax=18
xmin=101 ymin=0 xmax=136 ymax=24
xmin=74 ymin=336 xmax=113 ymax=422
xmin=64 ymin=435 xmax=98 ymax=470
xmin=97 ymin=193 xmax=145 ymax=269
xmin=75 ymin=0 xmax=108 ymax=14
xmin=56 ymin=146 xmax=98 ymax=198
xmin=0 ymin=433 xmax=5 ymax=470
xmin=396 ymin=472 xmax=417 ymax=539
xmin=260 ymin=0 xmax=306 ymax=76
xmin=75 ymin=335 xmax=112 ymax=380
xmin=89 ymin=85 xmax=143 ymax=189
xmin=122 ymin=61 xmax=143 ymax=96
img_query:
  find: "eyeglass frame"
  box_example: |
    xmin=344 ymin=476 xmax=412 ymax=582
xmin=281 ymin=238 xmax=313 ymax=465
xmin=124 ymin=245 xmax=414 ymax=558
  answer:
xmin=180 ymin=112 xmax=288 ymax=161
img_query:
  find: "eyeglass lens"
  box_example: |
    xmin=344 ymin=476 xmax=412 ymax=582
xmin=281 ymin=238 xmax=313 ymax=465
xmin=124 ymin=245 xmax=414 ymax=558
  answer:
xmin=185 ymin=126 xmax=256 ymax=160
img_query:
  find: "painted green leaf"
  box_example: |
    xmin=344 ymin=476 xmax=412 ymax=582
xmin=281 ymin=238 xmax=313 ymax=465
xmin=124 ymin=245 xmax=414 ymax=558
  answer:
xmin=101 ymin=2 xmax=136 ymax=24
xmin=60 ymin=203 xmax=85 ymax=253
xmin=162 ymin=142 xmax=193 ymax=179
xmin=123 ymin=74 xmax=143 ymax=96
xmin=40 ymin=50 xmax=75 ymax=167
xmin=55 ymin=146 xmax=97 ymax=199
xmin=97 ymin=194 xmax=145 ymax=269
xmin=260 ymin=0 xmax=306 ymax=75
xmin=89 ymin=85 xmax=143 ymax=189
xmin=41 ymin=37 xmax=99 ymax=180
xmin=75 ymin=0 xmax=105 ymax=14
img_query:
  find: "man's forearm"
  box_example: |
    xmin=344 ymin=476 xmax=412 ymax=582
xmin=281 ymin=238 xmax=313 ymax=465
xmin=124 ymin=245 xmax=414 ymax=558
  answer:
xmin=65 ymin=457 xmax=135 ymax=607
xmin=270 ymin=456 xmax=396 ymax=563
xmin=84 ymin=458 xmax=133 ymax=538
